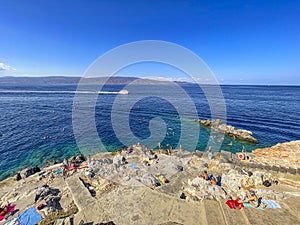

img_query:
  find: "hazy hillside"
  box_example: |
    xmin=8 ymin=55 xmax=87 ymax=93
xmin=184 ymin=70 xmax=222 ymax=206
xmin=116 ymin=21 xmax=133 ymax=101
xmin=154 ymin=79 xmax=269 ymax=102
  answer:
xmin=0 ymin=76 xmax=190 ymax=85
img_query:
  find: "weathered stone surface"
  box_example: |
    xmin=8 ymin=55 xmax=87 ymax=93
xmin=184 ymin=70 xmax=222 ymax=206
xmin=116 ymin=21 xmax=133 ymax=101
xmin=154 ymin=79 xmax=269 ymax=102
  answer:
xmin=65 ymin=175 xmax=95 ymax=210
xmin=287 ymin=168 xmax=297 ymax=175
xmin=252 ymin=141 xmax=300 ymax=169
xmin=251 ymin=171 xmax=275 ymax=186
xmin=271 ymin=165 xmax=280 ymax=172
xmin=220 ymin=150 xmax=234 ymax=162
xmin=184 ymin=177 xmax=226 ymax=200
xmin=255 ymin=188 xmax=291 ymax=200
xmin=221 ymin=169 xmax=244 ymax=191
xmin=1 ymin=142 xmax=300 ymax=225
xmin=218 ymin=162 xmax=234 ymax=170
xmin=203 ymin=200 xmax=225 ymax=224
xmin=279 ymin=166 xmax=288 ymax=173
xmin=244 ymin=204 xmax=300 ymax=225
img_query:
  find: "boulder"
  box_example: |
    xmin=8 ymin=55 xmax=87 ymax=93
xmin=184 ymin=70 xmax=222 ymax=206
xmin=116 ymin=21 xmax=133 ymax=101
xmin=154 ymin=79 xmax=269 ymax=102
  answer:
xmin=221 ymin=169 xmax=244 ymax=191
xmin=240 ymin=176 xmax=254 ymax=189
xmin=184 ymin=177 xmax=226 ymax=200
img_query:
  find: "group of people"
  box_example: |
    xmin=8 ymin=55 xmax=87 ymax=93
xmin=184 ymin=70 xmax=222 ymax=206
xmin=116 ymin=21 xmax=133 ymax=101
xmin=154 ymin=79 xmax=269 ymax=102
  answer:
xmin=199 ymin=170 xmax=260 ymax=208
xmin=61 ymin=154 xmax=87 ymax=176
xmin=199 ymin=170 xmax=221 ymax=186
xmin=226 ymin=189 xmax=260 ymax=210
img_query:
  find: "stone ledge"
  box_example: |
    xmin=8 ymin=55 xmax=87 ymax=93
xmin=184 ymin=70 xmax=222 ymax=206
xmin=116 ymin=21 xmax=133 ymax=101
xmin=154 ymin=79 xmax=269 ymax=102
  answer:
xmin=65 ymin=174 xmax=95 ymax=211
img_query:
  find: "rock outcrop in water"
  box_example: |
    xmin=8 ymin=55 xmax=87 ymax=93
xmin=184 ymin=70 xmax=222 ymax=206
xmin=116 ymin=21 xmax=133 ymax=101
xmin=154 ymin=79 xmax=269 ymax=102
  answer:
xmin=196 ymin=119 xmax=258 ymax=143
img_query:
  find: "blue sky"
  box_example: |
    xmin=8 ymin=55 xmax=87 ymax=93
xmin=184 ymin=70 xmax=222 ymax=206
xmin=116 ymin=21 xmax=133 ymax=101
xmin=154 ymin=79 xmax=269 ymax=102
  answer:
xmin=0 ymin=0 xmax=299 ymax=84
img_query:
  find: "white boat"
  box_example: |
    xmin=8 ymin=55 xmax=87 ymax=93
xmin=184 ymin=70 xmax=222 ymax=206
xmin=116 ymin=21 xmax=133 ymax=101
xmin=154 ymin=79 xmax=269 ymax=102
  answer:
xmin=119 ymin=90 xmax=129 ymax=94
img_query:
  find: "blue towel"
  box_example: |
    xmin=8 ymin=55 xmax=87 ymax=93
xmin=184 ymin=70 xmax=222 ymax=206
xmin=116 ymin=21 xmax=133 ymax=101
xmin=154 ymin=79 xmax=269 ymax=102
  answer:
xmin=17 ymin=206 xmax=42 ymax=225
xmin=129 ymin=163 xmax=138 ymax=169
xmin=54 ymin=168 xmax=63 ymax=175
xmin=261 ymin=200 xmax=281 ymax=208
xmin=243 ymin=202 xmax=264 ymax=210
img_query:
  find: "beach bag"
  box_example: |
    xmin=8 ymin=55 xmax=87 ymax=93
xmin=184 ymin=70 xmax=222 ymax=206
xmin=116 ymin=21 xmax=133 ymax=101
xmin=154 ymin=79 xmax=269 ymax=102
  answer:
xmin=260 ymin=202 xmax=267 ymax=208
xmin=263 ymin=180 xmax=272 ymax=187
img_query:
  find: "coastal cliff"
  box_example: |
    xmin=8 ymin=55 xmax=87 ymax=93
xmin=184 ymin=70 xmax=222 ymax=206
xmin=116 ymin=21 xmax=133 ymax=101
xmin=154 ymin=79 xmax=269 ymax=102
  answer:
xmin=196 ymin=119 xmax=259 ymax=143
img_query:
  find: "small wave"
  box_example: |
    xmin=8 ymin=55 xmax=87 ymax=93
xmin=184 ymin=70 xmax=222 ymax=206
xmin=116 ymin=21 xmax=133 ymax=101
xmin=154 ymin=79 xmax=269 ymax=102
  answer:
xmin=0 ymin=90 xmax=128 ymax=94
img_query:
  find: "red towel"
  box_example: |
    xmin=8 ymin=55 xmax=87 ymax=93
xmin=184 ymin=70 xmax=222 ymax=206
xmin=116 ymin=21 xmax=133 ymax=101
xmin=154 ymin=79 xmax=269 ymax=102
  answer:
xmin=226 ymin=199 xmax=244 ymax=209
xmin=68 ymin=165 xmax=76 ymax=170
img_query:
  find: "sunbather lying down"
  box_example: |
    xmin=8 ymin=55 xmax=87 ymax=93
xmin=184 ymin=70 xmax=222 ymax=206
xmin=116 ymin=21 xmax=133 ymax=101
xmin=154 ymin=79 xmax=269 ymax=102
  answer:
xmin=242 ymin=190 xmax=259 ymax=208
xmin=0 ymin=202 xmax=9 ymax=216
xmin=199 ymin=170 xmax=208 ymax=180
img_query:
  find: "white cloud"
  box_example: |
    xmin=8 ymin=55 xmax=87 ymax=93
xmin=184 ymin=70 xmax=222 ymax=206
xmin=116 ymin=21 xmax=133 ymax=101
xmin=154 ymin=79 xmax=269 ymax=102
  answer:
xmin=0 ymin=62 xmax=16 ymax=72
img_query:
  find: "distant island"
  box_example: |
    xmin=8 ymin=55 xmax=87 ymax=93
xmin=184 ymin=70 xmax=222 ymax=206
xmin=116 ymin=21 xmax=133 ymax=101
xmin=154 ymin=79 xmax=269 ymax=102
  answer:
xmin=0 ymin=76 xmax=191 ymax=85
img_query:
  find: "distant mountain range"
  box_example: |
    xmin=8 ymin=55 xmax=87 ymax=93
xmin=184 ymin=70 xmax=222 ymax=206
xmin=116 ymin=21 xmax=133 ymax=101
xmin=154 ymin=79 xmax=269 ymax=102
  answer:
xmin=0 ymin=76 xmax=191 ymax=85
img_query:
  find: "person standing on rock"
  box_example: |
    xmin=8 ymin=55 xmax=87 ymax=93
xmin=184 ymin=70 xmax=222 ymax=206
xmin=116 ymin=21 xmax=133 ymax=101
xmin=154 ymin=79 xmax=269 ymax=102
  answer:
xmin=166 ymin=144 xmax=172 ymax=155
xmin=179 ymin=144 xmax=183 ymax=157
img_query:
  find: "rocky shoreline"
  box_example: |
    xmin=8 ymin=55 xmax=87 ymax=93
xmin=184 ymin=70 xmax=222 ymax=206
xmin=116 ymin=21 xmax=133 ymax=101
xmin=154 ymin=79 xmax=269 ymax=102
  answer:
xmin=0 ymin=141 xmax=300 ymax=224
xmin=195 ymin=119 xmax=259 ymax=143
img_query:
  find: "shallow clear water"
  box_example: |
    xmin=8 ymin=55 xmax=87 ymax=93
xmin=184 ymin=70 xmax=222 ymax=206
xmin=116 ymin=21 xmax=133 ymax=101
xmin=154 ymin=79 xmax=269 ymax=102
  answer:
xmin=0 ymin=84 xmax=299 ymax=180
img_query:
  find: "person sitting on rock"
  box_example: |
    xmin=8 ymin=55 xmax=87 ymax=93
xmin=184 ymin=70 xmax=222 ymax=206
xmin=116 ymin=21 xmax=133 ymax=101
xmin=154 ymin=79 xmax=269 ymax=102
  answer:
xmin=62 ymin=164 xmax=68 ymax=176
xmin=63 ymin=158 xmax=68 ymax=167
xmin=76 ymin=154 xmax=86 ymax=163
xmin=70 ymin=156 xmax=77 ymax=167
xmin=243 ymin=190 xmax=259 ymax=208
xmin=199 ymin=170 xmax=208 ymax=180
xmin=15 ymin=172 xmax=22 ymax=181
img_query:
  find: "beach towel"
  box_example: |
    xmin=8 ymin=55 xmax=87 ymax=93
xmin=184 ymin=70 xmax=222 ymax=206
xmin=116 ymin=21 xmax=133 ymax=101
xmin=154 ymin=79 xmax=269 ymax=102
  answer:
xmin=68 ymin=165 xmax=76 ymax=170
xmin=53 ymin=168 xmax=64 ymax=175
xmin=17 ymin=206 xmax=42 ymax=225
xmin=243 ymin=202 xmax=265 ymax=210
xmin=4 ymin=218 xmax=17 ymax=225
xmin=261 ymin=200 xmax=281 ymax=209
xmin=0 ymin=204 xmax=16 ymax=221
xmin=78 ymin=161 xmax=88 ymax=169
xmin=129 ymin=163 xmax=138 ymax=169
xmin=226 ymin=199 xmax=244 ymax=209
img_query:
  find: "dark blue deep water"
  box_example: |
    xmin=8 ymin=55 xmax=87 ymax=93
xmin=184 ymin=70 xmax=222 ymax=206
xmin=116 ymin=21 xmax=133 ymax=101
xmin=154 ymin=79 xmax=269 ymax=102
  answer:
xmin=0 ymin=84 xmax=300 ymax=180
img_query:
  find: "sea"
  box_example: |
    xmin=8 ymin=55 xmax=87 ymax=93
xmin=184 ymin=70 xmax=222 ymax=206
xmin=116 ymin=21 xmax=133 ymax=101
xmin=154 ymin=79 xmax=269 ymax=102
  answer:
xmin=0 ymin=84 xmax=300 ymax=181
